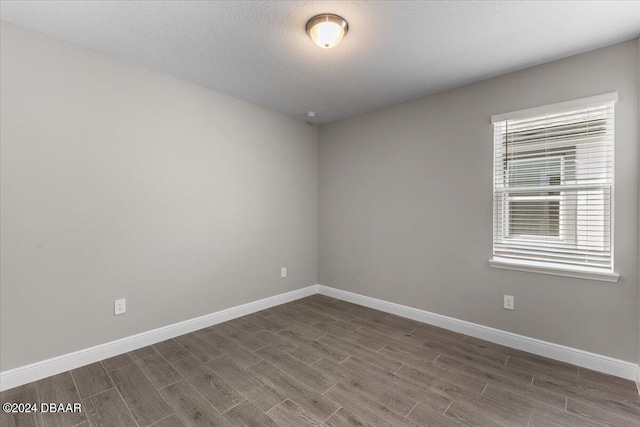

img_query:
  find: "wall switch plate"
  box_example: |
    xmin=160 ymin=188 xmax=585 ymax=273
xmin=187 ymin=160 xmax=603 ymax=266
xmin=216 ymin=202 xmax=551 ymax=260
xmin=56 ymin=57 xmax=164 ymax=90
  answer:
xmin=281 ymin=267 xmax=287 ymax=278
xmin=504 ymin=295 xmax=514 ymax=310
xmin=114 ymin=298 xmax=126 ymax=315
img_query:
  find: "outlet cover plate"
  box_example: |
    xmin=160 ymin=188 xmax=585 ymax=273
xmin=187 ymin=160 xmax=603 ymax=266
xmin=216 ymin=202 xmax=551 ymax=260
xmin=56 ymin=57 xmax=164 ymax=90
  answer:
xmin=504 ymin=295 xmax=514 ymax=310
xmin=115 ymin=298 xmax=126 ymax=315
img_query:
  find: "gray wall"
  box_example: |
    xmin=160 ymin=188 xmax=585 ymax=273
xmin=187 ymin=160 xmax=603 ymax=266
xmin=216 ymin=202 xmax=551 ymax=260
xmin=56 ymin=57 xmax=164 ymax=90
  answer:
xmin=0 ymin=22 xmax=318 ymax=371
xmin=319 ymin=39 xmax=639 ymax=362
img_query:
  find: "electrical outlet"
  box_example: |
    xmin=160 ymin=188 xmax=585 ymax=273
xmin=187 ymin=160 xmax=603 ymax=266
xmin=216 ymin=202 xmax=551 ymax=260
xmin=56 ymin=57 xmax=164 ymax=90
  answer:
xmin=504 ymin=295 xmax=514 ymax=310
xmin=114 ymin=298 xmax=126 ymax=315
xmin=281 ymin=267 xmax=287 ymax=278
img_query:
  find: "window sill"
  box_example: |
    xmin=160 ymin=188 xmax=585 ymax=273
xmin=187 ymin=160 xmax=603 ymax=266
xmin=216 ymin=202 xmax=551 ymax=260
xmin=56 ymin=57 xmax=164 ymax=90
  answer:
xmin=489 ymin=258 xmax=620 ymax=283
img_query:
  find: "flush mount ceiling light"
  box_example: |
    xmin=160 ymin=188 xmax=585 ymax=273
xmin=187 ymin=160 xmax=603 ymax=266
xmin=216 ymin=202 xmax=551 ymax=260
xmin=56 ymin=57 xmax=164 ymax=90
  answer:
xmin=306 ymin=14 xmax=349 ymax=49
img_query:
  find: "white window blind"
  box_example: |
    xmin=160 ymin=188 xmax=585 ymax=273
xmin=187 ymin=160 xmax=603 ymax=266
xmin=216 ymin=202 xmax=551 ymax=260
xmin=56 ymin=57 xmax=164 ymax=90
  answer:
xmin=491 ymin=93 xmax=617 ymax=280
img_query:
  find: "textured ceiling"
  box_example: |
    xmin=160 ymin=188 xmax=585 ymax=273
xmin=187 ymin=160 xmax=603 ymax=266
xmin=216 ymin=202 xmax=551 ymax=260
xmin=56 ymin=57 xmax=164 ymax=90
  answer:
xmin=1 ymin=1 xmax=639 ymax=124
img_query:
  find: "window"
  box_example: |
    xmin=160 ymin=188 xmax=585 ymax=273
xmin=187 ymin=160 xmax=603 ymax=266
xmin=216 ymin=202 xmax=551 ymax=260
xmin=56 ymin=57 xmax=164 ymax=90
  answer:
xmin=490 ymin=93 xmax=619 ymax=282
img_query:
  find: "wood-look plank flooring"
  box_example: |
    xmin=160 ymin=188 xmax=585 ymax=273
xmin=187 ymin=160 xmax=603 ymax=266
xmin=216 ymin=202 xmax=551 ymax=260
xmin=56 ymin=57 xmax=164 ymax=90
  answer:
xmin=2 ymin=295 xmax=639 ymax=426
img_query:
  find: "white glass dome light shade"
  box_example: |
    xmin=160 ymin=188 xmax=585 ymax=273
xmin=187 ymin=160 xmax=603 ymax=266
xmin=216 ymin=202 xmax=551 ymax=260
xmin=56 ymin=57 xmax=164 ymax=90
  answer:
xmin=306 ymin=14 xmax=349 ymax=49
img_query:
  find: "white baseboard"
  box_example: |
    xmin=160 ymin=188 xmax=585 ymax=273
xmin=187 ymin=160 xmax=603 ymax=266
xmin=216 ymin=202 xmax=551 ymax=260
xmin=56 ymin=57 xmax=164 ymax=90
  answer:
xmin=316 ymin=285 xmax=639 ymax=382
xmin=0 ymin=285 xmax=318 ymax=392
xmin=3 ymin=283 xmax=638 ymax=392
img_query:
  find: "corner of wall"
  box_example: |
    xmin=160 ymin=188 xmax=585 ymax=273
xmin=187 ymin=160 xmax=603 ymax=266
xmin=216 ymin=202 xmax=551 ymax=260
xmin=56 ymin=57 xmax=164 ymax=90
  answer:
xmin=637 ymin=35 xmax=640 ymax=377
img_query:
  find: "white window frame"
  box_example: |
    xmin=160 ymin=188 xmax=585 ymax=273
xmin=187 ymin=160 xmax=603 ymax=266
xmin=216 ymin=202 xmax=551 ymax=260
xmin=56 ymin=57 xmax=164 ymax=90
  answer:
xmin=489 ymin=93 xmax=619 ymax=283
